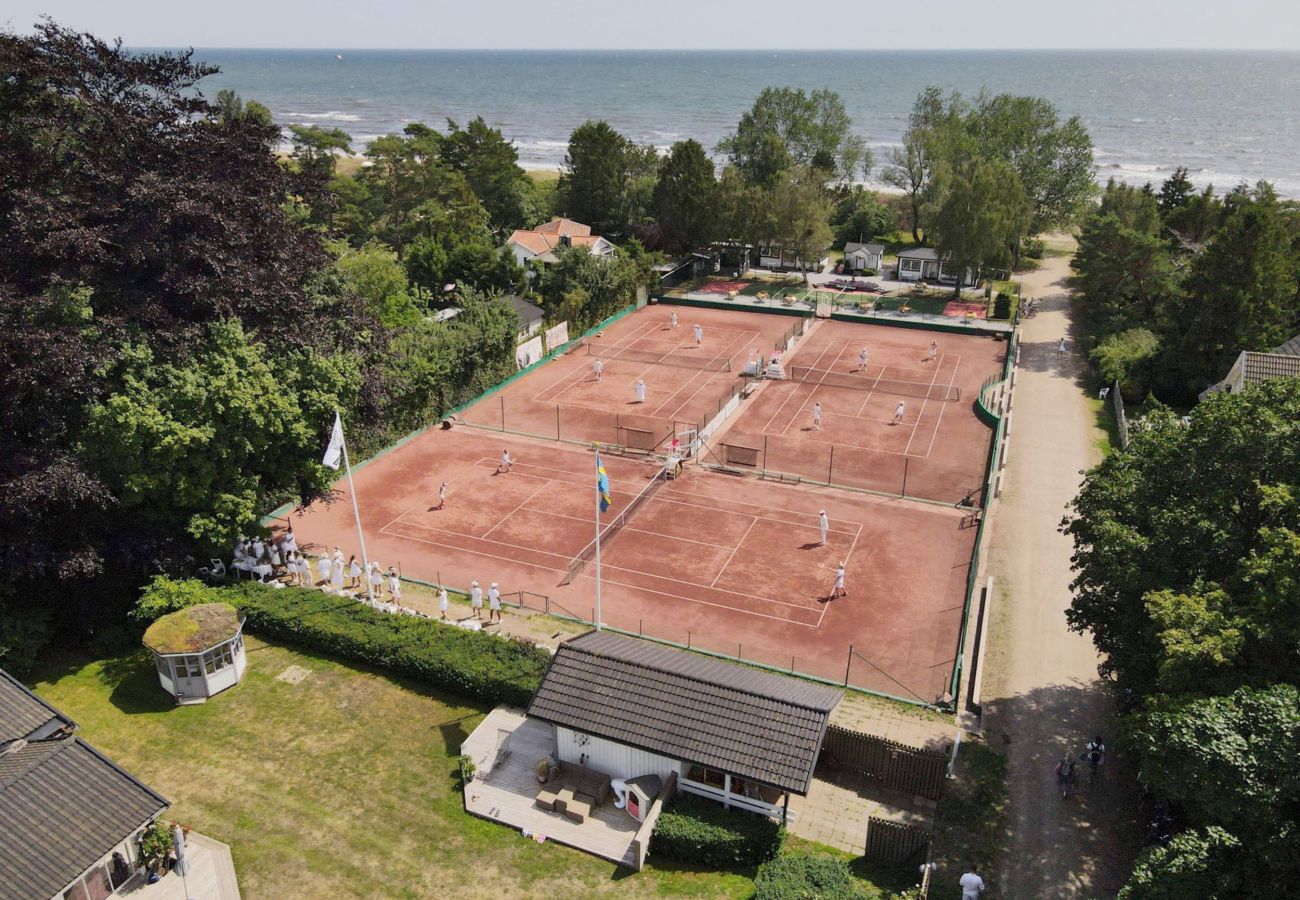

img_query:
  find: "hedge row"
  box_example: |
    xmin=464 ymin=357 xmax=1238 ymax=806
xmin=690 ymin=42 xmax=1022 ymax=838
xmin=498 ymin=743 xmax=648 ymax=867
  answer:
xmin=753 ymin=853 xmax=865 ymax=900
xmin=219 ymin=582 xmax=551 ymax=706
xmin=651 ymin=793 xmax=785 ymax=868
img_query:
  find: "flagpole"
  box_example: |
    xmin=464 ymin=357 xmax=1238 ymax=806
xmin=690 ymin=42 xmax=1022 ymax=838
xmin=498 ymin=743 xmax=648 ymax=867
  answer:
xmin=594 ymin=443 xmax=602 ymax=631
xmin=339 ymin=415 xmax=374 ymax=603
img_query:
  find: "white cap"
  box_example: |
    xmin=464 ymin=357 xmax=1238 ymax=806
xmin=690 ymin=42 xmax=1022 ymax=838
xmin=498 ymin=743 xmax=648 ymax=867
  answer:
xmin=491 ymin=582 xmax=498 ymax=588
xmin=819 ymin=509 xmax=826 ymax=515
xmin=472 ymin=580 xmax=479 ymax=586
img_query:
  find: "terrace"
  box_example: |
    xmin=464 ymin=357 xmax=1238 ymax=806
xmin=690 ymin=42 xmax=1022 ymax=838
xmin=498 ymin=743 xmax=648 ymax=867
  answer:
xmin=460 ymin=707 xmax=646 ymax=868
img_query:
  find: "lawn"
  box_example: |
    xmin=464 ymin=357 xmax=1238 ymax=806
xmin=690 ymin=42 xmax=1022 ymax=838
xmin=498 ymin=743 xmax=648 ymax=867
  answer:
xmin=33 ymin=639 xmax=756 ymax=899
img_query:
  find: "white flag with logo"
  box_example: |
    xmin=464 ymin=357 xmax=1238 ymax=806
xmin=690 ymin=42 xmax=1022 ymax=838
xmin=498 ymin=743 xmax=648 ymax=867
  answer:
xmin=322 ymin=411 xmax=345 ymax=470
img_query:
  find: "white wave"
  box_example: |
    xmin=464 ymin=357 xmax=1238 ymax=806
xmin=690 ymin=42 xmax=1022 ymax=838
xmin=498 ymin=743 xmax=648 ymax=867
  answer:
xmin=280 ymin=111 xmax=362 ymax=122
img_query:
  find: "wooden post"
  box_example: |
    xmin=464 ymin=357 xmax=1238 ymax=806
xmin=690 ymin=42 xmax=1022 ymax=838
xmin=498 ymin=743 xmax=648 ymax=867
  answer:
xmin=845 ymin=644 xmax=854 ymax=686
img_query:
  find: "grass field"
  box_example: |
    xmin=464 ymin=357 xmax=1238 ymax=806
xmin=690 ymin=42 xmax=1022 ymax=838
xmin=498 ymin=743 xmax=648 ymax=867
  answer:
xmin=34 ymin=639 xmax=759 ymax=899
xmin=33 ymin=638 xmax=898 ymax=899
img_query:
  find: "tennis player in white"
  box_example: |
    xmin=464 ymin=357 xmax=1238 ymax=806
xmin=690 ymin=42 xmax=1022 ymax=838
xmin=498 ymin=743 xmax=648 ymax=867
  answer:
xmin=818 ymin=510 xmax=829 ymax=545
xmin=892 ymin=400 xmax=906 ymax=424
xmin=857 ymin=347 xmax=869 ymax=371
xmin=693 ymin=324 xmax=703 ymax=347
xmin=635 ymin=379 xmax=646 ymax=403
xmin=811 ymin=401 xmax=822 ymax=431
xmin=498 ymin=450 xmax=513 ymax=473
xmin=470 ymin=581 xmax=483 ymax=619
xmin=592 ymin=358 xmax=604 ymax=381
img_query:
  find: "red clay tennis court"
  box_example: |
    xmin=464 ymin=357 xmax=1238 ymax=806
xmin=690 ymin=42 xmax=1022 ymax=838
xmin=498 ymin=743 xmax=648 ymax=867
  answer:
xmin=286 ymin=424 xmax=976 ymax=704
xmin=458 ymin=304 xmax=798 ymax=451
xmin=716 ymin=318 xmax=1008 ymax=504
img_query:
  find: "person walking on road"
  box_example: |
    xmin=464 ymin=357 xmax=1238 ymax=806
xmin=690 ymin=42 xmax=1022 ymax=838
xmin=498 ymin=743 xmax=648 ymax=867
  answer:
xmin=960 ymin=864 xmax=986 ymax=899
xmin=1057 ymin=336 xmax=1068 ymax=357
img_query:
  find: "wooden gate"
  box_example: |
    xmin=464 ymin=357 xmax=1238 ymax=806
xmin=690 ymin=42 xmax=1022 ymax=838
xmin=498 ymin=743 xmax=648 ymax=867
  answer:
xmin=818 ymin=724 xmax=948 ymax=801
xmin=865 ymin=816 xmax=931 ymax=868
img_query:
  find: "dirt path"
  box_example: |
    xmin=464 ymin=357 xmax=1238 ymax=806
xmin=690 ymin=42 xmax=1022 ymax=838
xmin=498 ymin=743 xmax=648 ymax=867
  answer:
xmin=980 ymin=243 xmax=1136 ymax=898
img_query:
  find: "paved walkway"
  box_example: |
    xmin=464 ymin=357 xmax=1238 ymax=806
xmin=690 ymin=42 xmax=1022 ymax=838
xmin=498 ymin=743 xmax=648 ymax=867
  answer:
xmin=980 ymin=243 xmax=1135 ymax=898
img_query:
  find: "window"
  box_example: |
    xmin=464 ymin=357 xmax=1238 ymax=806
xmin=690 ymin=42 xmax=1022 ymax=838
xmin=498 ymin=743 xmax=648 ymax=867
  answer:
xmin=685 ymin=764 xmax=726 ymax=789
xmin=203 ymin=651 xmax=217 ymax=675
xmin=84 ymin=865 xmax=112 ymax=900
xmin=63 ymin=882 xmax=90 ymax=900
xmin=183 ymin=656 xmax=201 ymax=679
xmin=901 ymin=258 xmax=922 ymax=273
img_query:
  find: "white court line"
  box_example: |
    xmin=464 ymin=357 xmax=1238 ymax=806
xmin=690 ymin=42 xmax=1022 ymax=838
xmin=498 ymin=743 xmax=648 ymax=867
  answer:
xmin=816 ymin=523 xmax=864 ymax=628
xmin=759 ymin=339 xmax=844 ymax=434
xmin=652 ymin=493 xmax=859 ymax=535
xmin=903 ymin=353 xmax=947 ymax=456
xmin=924 ymin=358 xmax=963 ymax=458
xmin=710 ymin=517 xmax=759 ymax=588
xmin=481 ymin=480 xmax=555 ymax=541
xmin=591 ymin=568 xmax=823 ymax=625
xmin=531 ymin=319 xmax=663 ymax=401
xmin=648 ymin=328 xmax=758 ymax=419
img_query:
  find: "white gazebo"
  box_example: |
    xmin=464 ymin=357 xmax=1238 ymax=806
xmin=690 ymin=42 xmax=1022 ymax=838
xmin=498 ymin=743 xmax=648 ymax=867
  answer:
xmin=143 ymin=604 xmax=247 ymax=705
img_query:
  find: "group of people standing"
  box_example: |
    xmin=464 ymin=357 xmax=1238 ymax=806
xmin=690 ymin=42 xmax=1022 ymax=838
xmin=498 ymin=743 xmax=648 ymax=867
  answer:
xmin=232 ymin=527 xmax=502 ymax=626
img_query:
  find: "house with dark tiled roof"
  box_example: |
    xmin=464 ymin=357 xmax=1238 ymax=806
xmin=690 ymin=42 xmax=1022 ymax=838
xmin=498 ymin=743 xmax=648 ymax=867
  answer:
xmin=1198 ymin=334 xmax=1300 ymax=400
xmin=0 ymin=668 xmax=169 ymax=900
xmin=526 ymin=630 xmax=842 ymax=822
xmin=507 ymin=218 xmax=615 ymax=266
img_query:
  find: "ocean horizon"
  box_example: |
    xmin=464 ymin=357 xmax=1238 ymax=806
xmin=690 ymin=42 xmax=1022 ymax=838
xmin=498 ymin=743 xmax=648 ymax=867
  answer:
xmin=164 ymin=48 xmax=1300 ymax=195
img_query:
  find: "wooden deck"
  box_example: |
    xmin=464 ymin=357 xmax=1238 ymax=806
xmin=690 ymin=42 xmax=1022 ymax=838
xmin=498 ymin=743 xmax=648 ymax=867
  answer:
xmin=461 ymin=707 xmax=641 ymax=868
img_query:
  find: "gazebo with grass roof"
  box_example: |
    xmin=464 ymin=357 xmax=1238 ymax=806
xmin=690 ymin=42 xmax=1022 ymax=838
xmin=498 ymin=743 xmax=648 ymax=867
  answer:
xmin=143 ymin=603 xmax=247 ymax=705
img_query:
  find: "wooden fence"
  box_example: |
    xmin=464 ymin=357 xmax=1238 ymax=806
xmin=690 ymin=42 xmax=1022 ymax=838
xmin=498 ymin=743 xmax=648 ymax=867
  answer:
xmin=865 ymin=816 xmax=932 ymax=868
xmin=818 ymin=724 xmax=949 ymax=801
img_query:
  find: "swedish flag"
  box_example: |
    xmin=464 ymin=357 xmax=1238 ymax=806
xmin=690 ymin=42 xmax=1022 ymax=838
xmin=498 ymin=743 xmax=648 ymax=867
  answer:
xmin=596 ymin=452 xmax=612 ymax=513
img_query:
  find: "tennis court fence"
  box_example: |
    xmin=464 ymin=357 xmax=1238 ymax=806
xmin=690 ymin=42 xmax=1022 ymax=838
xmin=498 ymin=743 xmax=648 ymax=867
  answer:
xmin=460 ymin=382 xmax=747 ymax=456
xmin=786 ymin=366 xmax=961 ymax=403
xmin=714 ymin=433 xmax=986 ymax=508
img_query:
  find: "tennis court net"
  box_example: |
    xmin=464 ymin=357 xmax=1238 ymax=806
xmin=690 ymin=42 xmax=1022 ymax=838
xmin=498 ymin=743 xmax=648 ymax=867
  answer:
xmin=565 ymin=462 xmax=669 ymax=582
xmin=587 ymin=341 xmax=731 ymax=373
xmin=786 ymin=366 xmax=961 ymax=402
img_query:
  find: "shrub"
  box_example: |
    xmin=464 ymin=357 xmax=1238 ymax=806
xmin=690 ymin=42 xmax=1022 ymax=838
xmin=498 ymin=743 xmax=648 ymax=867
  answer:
xmin=1023 ymin=238 xmax=1046 ymax=259
xmin=652 ymin=793 xmax=785 ymax=868
xmin=754 ymin=853 xmax=864 ymax=899
xmin=1090 ymin=327 xmax=1160 ymax=400
xmin=993 ymin=292 xmax=1012 ymax=319
xmin=133 ymin=576 xmax=216 ymax=623
xmin=185 ymin=580 xmax=548 ymax=706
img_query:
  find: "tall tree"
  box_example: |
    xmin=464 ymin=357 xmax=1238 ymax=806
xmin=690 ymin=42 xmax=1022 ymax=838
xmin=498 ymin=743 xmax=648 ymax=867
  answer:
xmin=882 ymin=131 xmax=929 ymax=243
xmin=559 ymin=120 xmax=635 ymax=237
xmin=718 ymin=87 xmax=868 ymax=187
xmin=764 ymin=168 xmax=834 ymax=283
xmin=439 ymin=116 xmax=532 ymax=233
xmin=1160 ymin=182 xmax=1300 ymax=397
xmin=652 ymin=139 xmax=718 ymax=253
xmin=929 ymin=158 xmax=1030 ymax=294
xmin=1157 ymin=166 xmax=1195 ymax=217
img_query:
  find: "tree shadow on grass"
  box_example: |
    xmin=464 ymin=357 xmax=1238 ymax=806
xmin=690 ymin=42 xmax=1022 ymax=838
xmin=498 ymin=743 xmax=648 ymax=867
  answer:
xmin=103 ymin=652 xmax=175 ymax=715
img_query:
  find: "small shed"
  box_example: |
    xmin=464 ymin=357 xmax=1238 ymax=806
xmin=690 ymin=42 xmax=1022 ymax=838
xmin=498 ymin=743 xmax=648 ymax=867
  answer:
xmin=143 ymin=604 xmax=247 ymax=705
xmin=843 ymin=242 xmax=885 ymax=272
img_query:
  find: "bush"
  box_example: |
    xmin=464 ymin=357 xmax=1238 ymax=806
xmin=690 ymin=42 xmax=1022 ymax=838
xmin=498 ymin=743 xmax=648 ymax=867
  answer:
xmin=651 ymin=793 xmax=785 ymax=868
xmin=993 ymin=292 xmax=1012 ymax=319
xmin=178 ymin=580 xmax=549 ymax=706
xmin=132 ymin=576 xmax=217 ymax=623
xmin=754 ymin=853 xmax=864 ymax=899
xmin=1090 ymin=327 xmax=1160 ymax=400
xmin=1023 ymin=238 xmax=1045 ymax=259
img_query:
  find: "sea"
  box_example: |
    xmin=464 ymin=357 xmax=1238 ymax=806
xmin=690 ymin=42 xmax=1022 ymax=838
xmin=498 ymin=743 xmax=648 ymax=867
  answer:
xmin=182 ymin=49 xmax=1300 ymax=196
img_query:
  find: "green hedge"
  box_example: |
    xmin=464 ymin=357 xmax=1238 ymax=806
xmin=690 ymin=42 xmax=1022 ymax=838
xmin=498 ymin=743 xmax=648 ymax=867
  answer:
xmin=651 ymin=793 xmax=785 ymax=868
xmin=754 ymin=853 xmax=864 ymax=899
xmin=218 ymin=582 xmax=551 ymax=706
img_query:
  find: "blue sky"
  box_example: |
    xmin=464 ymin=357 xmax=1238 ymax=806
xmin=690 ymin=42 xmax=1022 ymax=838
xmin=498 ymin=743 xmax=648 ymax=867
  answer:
xmin=5 ymin=0 xmax=1300 ymax=50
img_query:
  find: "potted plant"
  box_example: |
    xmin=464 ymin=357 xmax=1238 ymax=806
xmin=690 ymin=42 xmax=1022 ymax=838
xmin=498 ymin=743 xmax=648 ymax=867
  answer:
xmin=138 ymin=820 xmax=174 ymax=882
